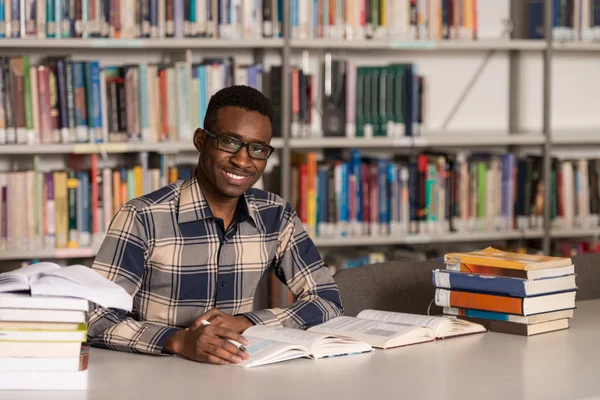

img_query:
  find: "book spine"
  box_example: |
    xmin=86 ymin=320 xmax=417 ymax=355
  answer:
xmin=65 ymin=60 xmax=76 ymax=142
xmin=9 ymin=57 xmax=26 ymax=144
xmin=23 ymin=55 xmax=34 ymax=144
xmin=66 ymin=170 xmax=78 ymax=248
xmin=72 ymin=61 xmax=88 ymax=142
xmin=433 ymin=269 xmax=531 ymax=297
xmin=48 ymin=65 xmax=61 ymax=143
xmin=435 ymin=288 xmax=525 ymax=315
xmin=85 ymin=61 xmax=102 ymax=142
xmin=54 ymin=59 xmax=70 ymax=143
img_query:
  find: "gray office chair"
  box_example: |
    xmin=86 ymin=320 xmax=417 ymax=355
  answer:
xmin=571 ymin=253 xmax=600 ymax=300
xmin=333 ymin=260 xmax=444 ymax=317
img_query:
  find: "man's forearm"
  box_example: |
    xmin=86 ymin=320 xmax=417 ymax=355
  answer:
xmin=87 ymin=308 xmax=181 ymax=355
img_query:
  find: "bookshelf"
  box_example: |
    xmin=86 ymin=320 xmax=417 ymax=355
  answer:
xmin=0 ymin=0 xmax=598 ymax=268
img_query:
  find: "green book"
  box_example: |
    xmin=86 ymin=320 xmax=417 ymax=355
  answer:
xmin=369 ymin=67 xmax=379 ymax=137
xmin=23 ymin=56 xmax=33 ymax=142
xmin=356 ymin=67 xmax=365 ymax=137
xmin=377 ymin=66 xmax=387 ymax=137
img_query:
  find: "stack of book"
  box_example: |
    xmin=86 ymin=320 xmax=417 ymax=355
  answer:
xmin=0 ymin=262 xmax=132 ymax=391
xmin=433 ymin=247 xmax=577 ymax=336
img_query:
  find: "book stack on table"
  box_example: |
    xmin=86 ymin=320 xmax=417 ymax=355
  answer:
xmin=433 ymin=247 xmax=577 ymax=336
xmin=0 ymin=262 xmax=133 ymax=390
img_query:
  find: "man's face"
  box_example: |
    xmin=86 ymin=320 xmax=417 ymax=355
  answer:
xmin=194 ymin=106 xmax=272 ymax=199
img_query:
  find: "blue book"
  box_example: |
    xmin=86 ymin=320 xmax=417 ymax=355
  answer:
xmin=432 ymin=269 xmax=577 ymax=298
xmin=71 ymin=62 xmax=88 ymax=142
xmin=198 ymin=65 xmax=207 ymax=127
xmin=350 ymin=149 xmax=362 ymax=230
xmin=46 ymin=0 xmax=55 ymax=38
xmin=340 ymin=162 xmax=348 ymax=237
xmin=445 ymin=307 xmax=574 ymax=324
xmin=10 ymin=0 xmax=19 ymax=37
xmin=528 ymin=0 xmax=545 ymax=39
xmin=85 ymin=61 xmax=103 ymax=143
xmin=0 ymin=1 xmax=5 ymax=38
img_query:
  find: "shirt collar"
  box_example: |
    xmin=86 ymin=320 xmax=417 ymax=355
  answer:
xmin=177 ymin=174 xmax=259 ymax=229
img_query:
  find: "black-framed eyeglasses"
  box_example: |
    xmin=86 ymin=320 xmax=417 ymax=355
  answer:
xmin=204 ymin=129 xmax=274 ymax=160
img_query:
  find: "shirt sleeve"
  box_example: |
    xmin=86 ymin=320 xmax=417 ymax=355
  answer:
xmin=86 ymin=202 xmax=180 ymax=355
xmin=241 ymin=203 xmax=344 ymax=329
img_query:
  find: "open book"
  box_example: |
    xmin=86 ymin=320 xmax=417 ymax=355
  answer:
xmin=237 ymin=325 xmax=373 ymax=368
xmin=307 ymin=310 xmax=487 ymax=349
xmin=0 ymin=262 xmax=132 ymax=311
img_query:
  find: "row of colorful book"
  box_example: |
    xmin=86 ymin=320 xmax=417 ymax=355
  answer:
xmin=0 ymin=0 xmax=284 ymax=40
xmin=290 ymin=150 xmax=600 ymax=239
xmin=0 ymin=154 xmax=193 ymax=252
xmin=290 ymin=0 xmax=479 ymax=41
xmin=433 ymin=247 xmax=577 ymax=336
xmin=0 ymin=55 xmax=268 ymax=146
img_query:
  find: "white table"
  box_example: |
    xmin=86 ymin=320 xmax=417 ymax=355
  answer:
xmin=5 ymin=299 xmax=600 ymax=400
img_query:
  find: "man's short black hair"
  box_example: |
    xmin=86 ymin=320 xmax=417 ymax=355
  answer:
xmin=203 ymin=85 xmax=273 ymax=132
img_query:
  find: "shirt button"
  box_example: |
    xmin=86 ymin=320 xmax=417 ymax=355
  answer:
xmin=220 ymin=281 xmax=226 ymax=287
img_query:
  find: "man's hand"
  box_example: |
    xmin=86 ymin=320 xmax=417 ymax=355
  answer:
xmin=188 ymin=309 xmax=254 ymax=334
xmin=164 ymin=324 xmax=250 ymax=365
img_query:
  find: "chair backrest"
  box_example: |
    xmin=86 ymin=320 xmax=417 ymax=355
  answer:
xmin=333 ymin=260 xmax=444 ymax=317
xmin=571 ymin=253 xmax=600 ymax=301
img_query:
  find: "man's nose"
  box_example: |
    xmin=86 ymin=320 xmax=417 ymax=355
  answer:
xmin=230 ymin=146 xmax=252 ymax=168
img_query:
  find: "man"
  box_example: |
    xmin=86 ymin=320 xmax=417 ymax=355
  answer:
xmin=87 ymin=85 xmax=343 ymax=366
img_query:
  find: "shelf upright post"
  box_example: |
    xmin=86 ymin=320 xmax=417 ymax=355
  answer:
xmin=542 ymin=0 xmax=554 ymax=254
xmin=281 ymin=0 xmax=292 ymax=203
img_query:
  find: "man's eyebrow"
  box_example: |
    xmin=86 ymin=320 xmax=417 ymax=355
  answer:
xmin=222 ymin=131 xmax=268 ymax=145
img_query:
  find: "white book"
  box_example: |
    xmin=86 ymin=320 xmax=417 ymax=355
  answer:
xmin=0 ymin=355 xmax=80 ymax=372
xmin=0 ymin=308 xmax=86 ymax=323
xmin=236 ymin=325 xmax=373 ymax=368
xmin=0 ymin=262 xmax=133 ymax=311
xmin=309 ymin=310 xmax=486 ymax=349
xmin=0 ymin=292 xmax=88 ymax=311
xmin=0 ymin=369 xmax=87 ymax=390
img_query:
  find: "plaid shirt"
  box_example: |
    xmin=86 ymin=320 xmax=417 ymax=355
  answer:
xmin=87 ymin=175 xmax=343 ymax=355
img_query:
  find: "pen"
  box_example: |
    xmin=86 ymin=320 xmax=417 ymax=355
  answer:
xmin=200 ymin=320 xmax=247 ymax=352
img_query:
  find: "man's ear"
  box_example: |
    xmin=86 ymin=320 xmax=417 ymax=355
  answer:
xmin=193 ymin=128 xmax=205 ymax=152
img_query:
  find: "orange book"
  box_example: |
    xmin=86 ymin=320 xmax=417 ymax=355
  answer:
xmin=436 ymin=289 xmax=576 ymax=316
xmin=306 ymin=153 xmax=317 ymax=237
xmin=444 ymin=247 xmax=572 ymax=271
xmin=112 ymin=171 xmax=121 ymax=213
xmin=133 ymin=166 xmax=144 ymax=198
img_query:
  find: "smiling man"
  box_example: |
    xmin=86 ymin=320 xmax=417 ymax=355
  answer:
xmin=86 ymin=85 xmax=343 ymax=365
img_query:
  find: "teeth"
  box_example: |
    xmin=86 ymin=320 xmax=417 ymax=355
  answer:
xmin=226 ymin=172 xmax=246 ymax=181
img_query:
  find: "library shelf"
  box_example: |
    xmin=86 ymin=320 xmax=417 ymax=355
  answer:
xmin=0 ymin=38 xmax=284 ymax=50
xmin=288 ymin=133 xmax=546 ymax=149
xmin=290 ymin=39 xmax=547 ymax=51
xmin=552 ymin=130 xmax=600 ymax=145
xmin=0 ymin=138 xmax=284 ymax=155
xmin=0 ymin=247 xmax=98 ymax=261
xmin=312 ymin=231 xmax=545 ymax=248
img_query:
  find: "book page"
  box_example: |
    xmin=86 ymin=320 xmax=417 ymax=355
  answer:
xmin=30 ymin=265 xmax=133 ymax=311
xmin=243 ymin=325 xmax=329 ymax=350
xmin=0 ymin=263 xmax=61 ymax=293
xmin=237 ymin=336 xmax=308 ymax=368
xmin=309 ymin=316 xmax=433 ymax=348
xmin=357 ymin=310 xmax=447 ymax=333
